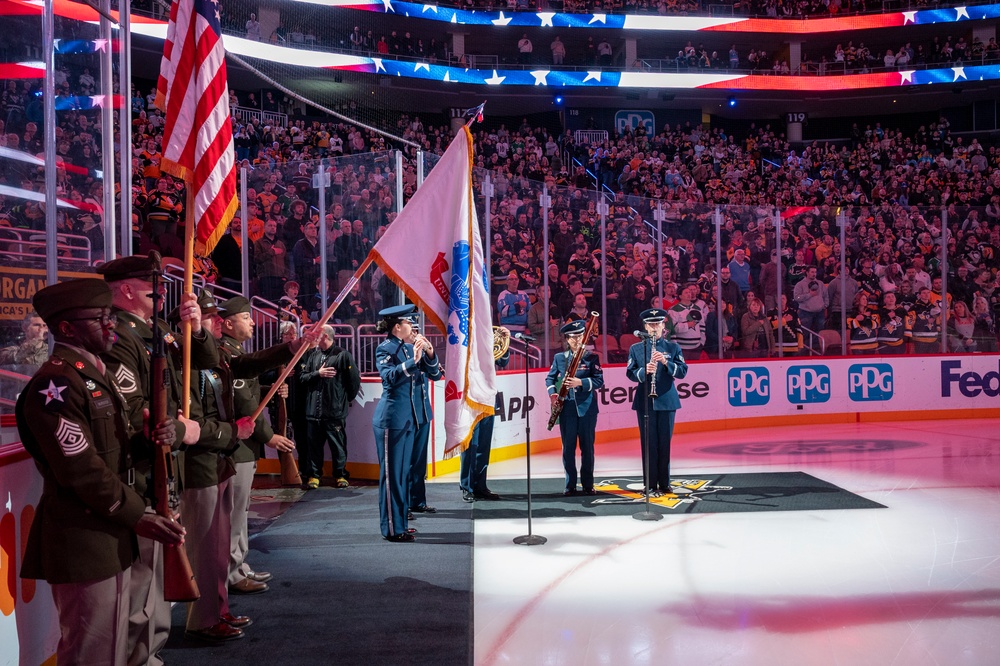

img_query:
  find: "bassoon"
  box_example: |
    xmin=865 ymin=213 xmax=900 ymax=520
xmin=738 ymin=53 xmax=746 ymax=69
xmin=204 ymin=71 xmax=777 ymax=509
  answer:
xmin=150 ymin=273 xmax=200 ymax=601
xmin=547 ymin=312 xmax=600 ymax=431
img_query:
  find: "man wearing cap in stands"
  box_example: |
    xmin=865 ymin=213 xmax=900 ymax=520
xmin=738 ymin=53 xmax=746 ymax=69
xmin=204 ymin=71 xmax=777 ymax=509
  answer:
xmin=17 ymin=278 xmax=185 ymax=665
xmin=181 ymin=290 xmax=256 ymax=642
xmin=625 ymin=309 xmax=689 ymax=497
xmin=98 ymin=251 xmax=216 ymax=666
xmin=372 ymin=304 xmax=439 ymax=541
xmin=216 ymin=296 xmax=316 ymax=594
xmin=545 ymin=319 xmax=604 ymax=496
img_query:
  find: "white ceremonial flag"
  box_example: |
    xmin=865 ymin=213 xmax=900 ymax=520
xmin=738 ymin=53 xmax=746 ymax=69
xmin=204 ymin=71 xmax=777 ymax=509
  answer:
xmin=370 ymin=126 xmax=497 ymax=457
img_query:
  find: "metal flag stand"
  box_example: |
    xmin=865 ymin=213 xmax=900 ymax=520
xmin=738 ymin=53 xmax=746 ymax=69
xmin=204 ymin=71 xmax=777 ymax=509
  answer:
xmin=514 ymin=334 xmax=546 ymax=546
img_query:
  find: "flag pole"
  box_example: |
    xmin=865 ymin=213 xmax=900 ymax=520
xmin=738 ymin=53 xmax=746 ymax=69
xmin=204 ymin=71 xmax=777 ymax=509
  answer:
xmin=181 ymin=186 xmax=194 ymax=419
xmin=249 ymin=255 xmax=374 ymax=422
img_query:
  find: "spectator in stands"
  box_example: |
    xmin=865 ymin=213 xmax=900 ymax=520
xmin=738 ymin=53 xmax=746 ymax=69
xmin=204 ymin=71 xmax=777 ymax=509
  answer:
xmin=740 ymin=298 xmax=773 ymax=358
xmin=793 ymin=265 xmax=828 ymax=332
xmin=551 ymin=36 xmax=566 ymax=65
xmin=517 ymin=34 xmax=533 ymax=65
xmin=246 ymin=13 xmax=261 ymax=41
xmin=254 ymin=219 xmax=289 ymax=303
xmin=497 ymin=271 xmax=530 ymax=333
xmin=727 ymin=248 xmax=751 ymax=293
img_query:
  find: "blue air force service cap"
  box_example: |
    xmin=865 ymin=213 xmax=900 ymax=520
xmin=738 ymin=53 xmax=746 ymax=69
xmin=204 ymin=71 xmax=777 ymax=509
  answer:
xmin=560 ymin=320 xmax=586 ymax=336
xmin=640 ymin=308 xmax=668 ymax=323
xmin=378 ymin=304 xmax=417 ymax=321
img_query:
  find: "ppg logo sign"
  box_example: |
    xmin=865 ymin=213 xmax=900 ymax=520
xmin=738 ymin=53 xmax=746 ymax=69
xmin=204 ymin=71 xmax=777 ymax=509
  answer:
xmin=786 ymin=365 xmax=830 ymax=404
xmin=728 ymin=367 xmax=769 ymax=406
xmin=848 ymin=364 xmax=893 ymax=401
xmin=614 ymin=110 xmax=655 ymax=136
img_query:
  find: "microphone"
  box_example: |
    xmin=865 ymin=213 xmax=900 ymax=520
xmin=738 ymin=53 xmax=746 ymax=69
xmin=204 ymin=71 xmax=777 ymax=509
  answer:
xmin=633 ymin=330 xmax=653 ymax=340
xmin=513 ymin=332 xmax=536 ymax=342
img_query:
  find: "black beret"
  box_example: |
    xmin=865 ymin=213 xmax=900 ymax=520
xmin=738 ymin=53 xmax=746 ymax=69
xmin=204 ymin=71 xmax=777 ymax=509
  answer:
xmin=33 ymin=278 xmax=112 ymax=325
xmin=96 ymin=251 xmax=163 ymax=282
xmin=218 ymin=296 xmax=251 ymax=318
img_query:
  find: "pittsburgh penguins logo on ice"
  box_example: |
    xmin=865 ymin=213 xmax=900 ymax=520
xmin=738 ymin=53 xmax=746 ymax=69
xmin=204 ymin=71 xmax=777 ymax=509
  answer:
xmin=591 ymin=478 xmax=733 ymax=509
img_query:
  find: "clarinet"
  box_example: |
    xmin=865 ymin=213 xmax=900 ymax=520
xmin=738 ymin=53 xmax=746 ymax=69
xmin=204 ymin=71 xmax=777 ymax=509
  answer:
xmin=648 ymin=339 xmax=659 ymax=399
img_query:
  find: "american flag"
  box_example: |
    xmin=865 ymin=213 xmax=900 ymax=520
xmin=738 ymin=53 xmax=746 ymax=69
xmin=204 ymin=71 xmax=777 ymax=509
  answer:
xmin=155 ymin=0 xmax=237 ymax=255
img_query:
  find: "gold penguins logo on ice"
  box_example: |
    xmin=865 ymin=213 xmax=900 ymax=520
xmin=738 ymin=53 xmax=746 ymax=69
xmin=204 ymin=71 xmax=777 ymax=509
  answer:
xmin=591 ymin=478 xmax=733 ymax=509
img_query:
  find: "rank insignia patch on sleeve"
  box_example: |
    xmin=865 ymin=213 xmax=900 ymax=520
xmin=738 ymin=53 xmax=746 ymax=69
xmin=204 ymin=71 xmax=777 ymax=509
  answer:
xmin=115 ymin=366 xmax=139 ymax=394
xmin=56 ymin=417 xmax=89 ymax=456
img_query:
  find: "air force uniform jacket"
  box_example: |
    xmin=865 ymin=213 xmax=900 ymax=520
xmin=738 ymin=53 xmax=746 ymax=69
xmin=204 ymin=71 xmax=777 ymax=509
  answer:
xmin=625 ymin=338 xmax=689 ymax=412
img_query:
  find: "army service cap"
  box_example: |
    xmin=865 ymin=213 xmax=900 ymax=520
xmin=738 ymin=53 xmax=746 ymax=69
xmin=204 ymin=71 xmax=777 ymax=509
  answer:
xmin=218 ymin=296 xmax=251 ymax=318
xmin=33 ymin=278 xmax=113 ymax=325
xmin=96 ymin=251 xmax=163 ymax=282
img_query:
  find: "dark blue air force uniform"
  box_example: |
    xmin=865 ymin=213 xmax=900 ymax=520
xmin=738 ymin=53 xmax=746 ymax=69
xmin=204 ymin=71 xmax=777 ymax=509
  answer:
xmin=625 ymin=338 xmax=688 ymax=492
xmin=372 ymin=335 xmax=440 ymax=538
xmin=546 ymin=349 xmax=604 ymax=493
xmin=407 ymin=347 xmax=443 ymax=511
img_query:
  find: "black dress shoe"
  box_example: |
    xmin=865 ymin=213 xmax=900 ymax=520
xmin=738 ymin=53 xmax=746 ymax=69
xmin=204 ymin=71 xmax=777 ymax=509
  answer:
xmin=407 ymin=511 xmax=414 ymax=520
xmin=473 ymin=490 xmax=501 ymax=501
xmin=385 ymin=533 xmax=415 ymax=543
xmin=412 ymin=505 xmax=437 ymax=513
xmin=563 ymin=489 xmax=578 ymax=497
xmin=406 ymin=527 xmax=418 ymax=534
xmin=462 ymin=490 xmax=476 ymax=503
xmin=582 ymin=488 xmax=597 ymax=495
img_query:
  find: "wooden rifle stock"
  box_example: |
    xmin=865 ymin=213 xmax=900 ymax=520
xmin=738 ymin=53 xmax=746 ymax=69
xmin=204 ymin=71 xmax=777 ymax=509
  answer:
xmin=149 ymin=277 xmax=199 ymax=602
xmin=547 ymin=312 xmax=600 ymax=431
xmin=274 ymin=364 xmax=301 ymax=486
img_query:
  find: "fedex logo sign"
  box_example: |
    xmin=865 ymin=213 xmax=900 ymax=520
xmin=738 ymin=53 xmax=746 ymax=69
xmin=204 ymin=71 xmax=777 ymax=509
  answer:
xmin=941 ymin=360 xmax=1000 ymax=397
xmin=786 ymin=365 xmax=830 ymax=404
xmin=728 ymin=367 xmax=769 ymax=406
xmin=848 ymin=364 xmax=894 ymax=401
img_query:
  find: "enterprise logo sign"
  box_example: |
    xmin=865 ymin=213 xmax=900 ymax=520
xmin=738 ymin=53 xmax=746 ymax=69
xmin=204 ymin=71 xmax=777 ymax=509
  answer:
xmin=728 ymin=367 xmax=769 ymax=406
xmin=848 ymin=364 xmax=894 ymax=401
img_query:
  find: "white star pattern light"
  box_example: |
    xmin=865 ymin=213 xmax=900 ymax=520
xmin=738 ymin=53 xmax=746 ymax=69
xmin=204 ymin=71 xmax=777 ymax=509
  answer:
xmin=382 ymin=0 xmax=394 ymax=12
xmin=952 ymin=66 xmax=966 ymax=81
xmin=899 ymin=70 xmax=915 ymax=84
xmin=443 ymin=71 xmax=452 ymax=81
xmin=415 ymin=62 xmax=430 ymax=72
xmin=956 ymin=6 xmax=969 ymax=19
xmin=421 ymin=4 xmax=437 ymax=12
xmin=492 ymin=12 xmax=512 ymax=26
xmin=583 ymin=71 xmax=602 ymax=82
xmin=39 ymin=380 xmax=67 ymax=405
xmin=372 ymin=58 xmax=386 ymax=73
xmin=589 ymin=14 xmax=607 ymax=24
xmin=530 ymin=70 xmax=550 ymax=85
xmin=537 ymin=12 xmax=555 ymax=27
xmin=485 ymin=70 xmax=506 ymax=84
xmin=902 ymin=11 xmax=916 ymax=24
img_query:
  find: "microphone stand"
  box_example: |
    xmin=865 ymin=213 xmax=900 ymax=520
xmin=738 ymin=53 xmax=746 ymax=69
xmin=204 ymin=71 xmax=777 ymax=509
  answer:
xmin=514 ymin=333 xmax=546 ymax=546
xmin=633 ymin=335 xmax=662 ymax=522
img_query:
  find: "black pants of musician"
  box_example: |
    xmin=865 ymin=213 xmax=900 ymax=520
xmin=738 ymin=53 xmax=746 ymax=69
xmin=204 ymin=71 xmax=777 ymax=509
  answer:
xmin=460 ymin=415 xmax=495 ymax=495
xmin=558 ymin=406 xmax=596 ymax=492
xmin=636 ymin=409 xmax=676 ymax=493
xmin=304 ymin=418 xmax=348 ymax=480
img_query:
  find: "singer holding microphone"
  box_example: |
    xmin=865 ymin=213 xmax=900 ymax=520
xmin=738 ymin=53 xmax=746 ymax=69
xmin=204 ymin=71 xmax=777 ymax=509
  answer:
xmin=625 ymin=309 xmax=688 ymax=497
xmin=546 ymin=320 xmax=604 ymax=496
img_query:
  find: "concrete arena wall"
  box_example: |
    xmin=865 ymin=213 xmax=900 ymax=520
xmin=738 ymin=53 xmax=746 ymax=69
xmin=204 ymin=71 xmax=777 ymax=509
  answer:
xmin=4 ymin=353 xmax=1000 ymax=662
